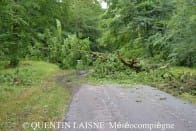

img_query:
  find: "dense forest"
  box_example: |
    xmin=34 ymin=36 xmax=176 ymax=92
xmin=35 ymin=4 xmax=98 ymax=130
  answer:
xmin=0 ymin=0 xmax=196 ymax=130
xmin=0 ymin=0 xmax=195 ymax=68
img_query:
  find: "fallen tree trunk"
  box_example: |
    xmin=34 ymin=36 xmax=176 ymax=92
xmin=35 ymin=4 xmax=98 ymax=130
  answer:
xmin=117 ymin=51 xmax=142 ymax=72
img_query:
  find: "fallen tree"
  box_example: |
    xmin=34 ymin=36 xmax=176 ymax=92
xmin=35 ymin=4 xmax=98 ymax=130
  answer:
xmin=117 ymin=51 xmax=142 ymax=72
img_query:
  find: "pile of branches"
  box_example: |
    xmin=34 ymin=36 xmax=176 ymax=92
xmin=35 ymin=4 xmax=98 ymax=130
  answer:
xmin=163 ymin=72 xmax=196 ymax=96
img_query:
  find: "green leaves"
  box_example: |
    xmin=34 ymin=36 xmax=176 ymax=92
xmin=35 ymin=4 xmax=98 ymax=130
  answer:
xmin=167 ymin=0 xmax=196 ymax=66
xmin=0 ymin=0 xmax=102 ymax=67
xmin=98 ymin=0 xmax=195 ymax=67
xmin=59 ymin=35 xmax=91 ymax=69
xmin=1 ymin=0 xmax=194 ymax=69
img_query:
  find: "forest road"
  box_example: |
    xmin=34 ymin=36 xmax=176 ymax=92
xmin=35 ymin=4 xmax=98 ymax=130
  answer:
xmin=59 ymin=84 xmax=196 ymax=131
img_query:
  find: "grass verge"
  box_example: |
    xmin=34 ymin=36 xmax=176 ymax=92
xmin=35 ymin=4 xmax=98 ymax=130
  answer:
xmin=0 ymin=61 xmax=71 ymax=131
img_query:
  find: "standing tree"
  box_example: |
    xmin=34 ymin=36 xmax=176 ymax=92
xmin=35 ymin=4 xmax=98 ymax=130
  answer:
xmin=0 ymin=0 xmax=29 ymax=66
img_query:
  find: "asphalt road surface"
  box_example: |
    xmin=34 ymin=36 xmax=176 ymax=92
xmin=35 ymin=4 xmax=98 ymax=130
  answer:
xmin=59 ymin=84 xmax=196 ymax=131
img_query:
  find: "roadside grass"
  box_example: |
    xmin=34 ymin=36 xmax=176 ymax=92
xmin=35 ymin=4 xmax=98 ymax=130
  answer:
xmin=0 ymin=61 xmax=71 ymax=131
xmin=88 ymin=66 xmax=196 ymax=104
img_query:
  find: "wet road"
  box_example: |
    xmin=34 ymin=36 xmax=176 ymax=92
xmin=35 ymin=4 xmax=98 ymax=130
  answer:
xmin=60 ymin=84 xmax=196 ymax=131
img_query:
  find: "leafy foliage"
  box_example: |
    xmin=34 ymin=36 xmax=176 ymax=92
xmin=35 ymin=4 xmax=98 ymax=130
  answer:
xmin=0 ymin=0 xmax=101 ymax=67
xmin=167 ymin=0 xmax=196 ymax=67
xmin=98 ymin=0 xmax=195 ymax=66
xmin=59 ymin=35 xmax=91 ymax=69
xmin=92 ymin=53 xmax=126 ymax=78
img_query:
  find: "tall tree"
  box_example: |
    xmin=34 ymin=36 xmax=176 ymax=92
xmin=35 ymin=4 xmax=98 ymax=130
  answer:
xmin=99 ymin=0 xmax=175 ymax=56
xmin=0 ymin=0 xmax=29 ymax=66
xmin=0 ymin=0 xmax=70 ymax=66
xmin=68 ymin=0 xmax=103 ymax=50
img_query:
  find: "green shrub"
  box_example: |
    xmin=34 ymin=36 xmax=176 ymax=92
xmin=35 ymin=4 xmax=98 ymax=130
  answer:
xmin=92 ymin=53 xmax=128 ymax=78
xmin=59 ymin=35 xmax=92 ymax=69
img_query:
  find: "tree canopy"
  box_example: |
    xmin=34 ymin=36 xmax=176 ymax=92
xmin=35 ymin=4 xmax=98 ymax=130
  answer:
xmin=0 ymin=0 xmax=195 ymax=67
